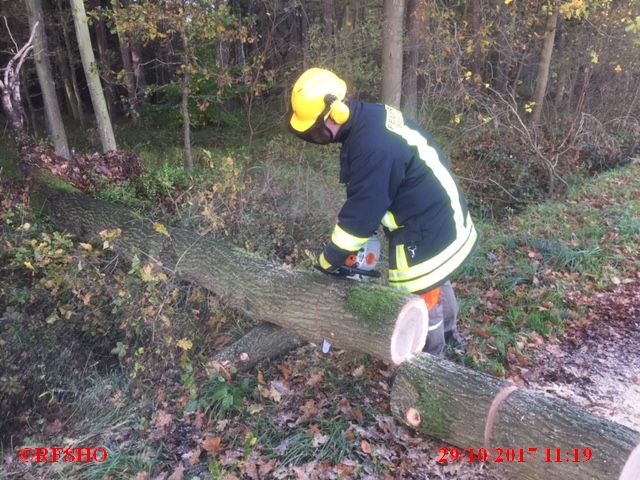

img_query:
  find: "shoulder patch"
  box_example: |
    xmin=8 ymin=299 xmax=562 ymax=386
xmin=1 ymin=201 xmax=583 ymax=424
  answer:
xmin=385 ymin=105 xmax=405 ymax=134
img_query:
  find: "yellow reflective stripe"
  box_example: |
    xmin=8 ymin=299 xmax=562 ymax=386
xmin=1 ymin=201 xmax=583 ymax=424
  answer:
xmin=389 ymin=227 xmax=478 ymax=292
xmin=318 ymin=252 xmax=332 ymax=270
xmin=384 ymin=105 xmax=467 ymax=250
xmin=389 ymin=214 xmax=476 ymax=281
xmin=331 ymin=224 xmax=369 ymax=252
xmin=395 ymin=244 xmax=409 ymax=270
xmin=381 ymin=211 xmax=400 ymax=231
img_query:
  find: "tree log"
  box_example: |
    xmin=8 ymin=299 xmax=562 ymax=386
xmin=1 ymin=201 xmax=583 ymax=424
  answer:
xmin=213 ymin=323 xmax=305 ymax=372
xmin=36 ymin=182 xmax=428 ymax=365
xmin=391 ymin=353 xmax=640 ymax=480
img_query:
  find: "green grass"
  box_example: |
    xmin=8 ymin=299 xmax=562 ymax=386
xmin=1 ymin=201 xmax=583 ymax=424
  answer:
xmin=458 ymin=159 xmax=640 ymax=374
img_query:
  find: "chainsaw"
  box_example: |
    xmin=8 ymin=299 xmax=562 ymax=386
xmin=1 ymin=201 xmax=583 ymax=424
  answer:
xmin=317 ymin=236 xmax=381 ymax=354
xmin=314 ymin=236 xmax=381 ymax=279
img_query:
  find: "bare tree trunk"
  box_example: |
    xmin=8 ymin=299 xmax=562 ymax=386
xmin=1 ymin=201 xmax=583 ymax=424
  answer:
xmin=322 ymin=0 xmax=335 ymax=37
xmin=531 ymin=10 xmax=559 ymax=126
xmin=1 ymin=23 xmax=38 ymax=163
xmin=70 ymin=0 xmax=117 ymax=152
xmin=402 ymin=0 xmax=425 ymax=118
xmin=382 ymin=0 xmax=405 ymax=108
xmin=471 ymin=0 xmax=483 ymax=76
xmin=131 ymin=42 xmax=146 ymax=94
xmin=25 ymin=0 xmax=70 ymax=159
xmin=180 ymin=26 xmax=193 ymax=170
xmin=342 ymin=0 xmax=356 ymax=31
xmin=117 ymin=37 xmax=141 ymax=125
xmin=21 ymin=67 xmax=39 ymax=137
xmin=55 ymin=44 xmax=80 ymax=121
xmin=57 ymin=0 xmax=85 ymax=126
xmin=93 ymin=11 xmax=119 ymax=116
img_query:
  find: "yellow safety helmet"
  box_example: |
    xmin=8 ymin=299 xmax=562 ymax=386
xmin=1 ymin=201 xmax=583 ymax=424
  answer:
xmin=290 ymin=68 xmax=350 ymax=133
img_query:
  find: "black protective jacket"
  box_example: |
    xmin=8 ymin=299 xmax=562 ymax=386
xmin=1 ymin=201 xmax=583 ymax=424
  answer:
xmin=324 ymin=99 xmax=478 ymax=293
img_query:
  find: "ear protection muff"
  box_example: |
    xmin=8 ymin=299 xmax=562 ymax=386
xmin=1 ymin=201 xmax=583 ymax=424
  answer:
xmin=324 ymin=94 xmax=350 ymax=125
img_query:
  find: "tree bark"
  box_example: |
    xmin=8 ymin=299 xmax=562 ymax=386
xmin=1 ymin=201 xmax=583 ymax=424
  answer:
xmin=131 ymin=42 xmax=146 ymax=94
xmin=93 ymin=10 xmax=119 ymax=117
xmin=531 ymin=10 xmax=558 ymax=126
xmin=180 ymin=26 xmax=194 ymax=170
xmin=382 ymin=0 xmax=405 ymax=108
xmin=57 ymin=0 xmax=85 ymax=126
xmin=0 ymin=22 xmax=38 ymax=158
xmin=35 ymin=183 xmax=429 ymax=366
xmin=213 ymin=323 xmax=305 ymax=372
xmin=25 ymin=0 xmax=71 ymax=159
xmin=402 ymin=0 xmax=425 ymax=118
xmin=391 ymin=353 xmax=640 ymax=480
xmin=117 ymin=37 xmax=141 ymax=125
xmin=322 ymin=0 xmax=335 ymax=37
xmin=55 ymin=44 xmax=80 ymax=121
xmin=70 ymin=0 xmax=118 ymax=152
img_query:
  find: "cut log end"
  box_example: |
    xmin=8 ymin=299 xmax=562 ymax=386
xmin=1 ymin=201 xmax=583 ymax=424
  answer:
xmin=620 ymin=442 xmax=640 ymax=480
xmin=405 ymin=407 xmax=422 ymax=427
xmin=390 ymin=297 xmax=429 ymax=365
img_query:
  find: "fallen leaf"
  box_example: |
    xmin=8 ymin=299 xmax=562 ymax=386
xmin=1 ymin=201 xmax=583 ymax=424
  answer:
xmin=360 ymin=440 xmax=372 ymax=454
xmin=167 ymin=463 xmax=184 ymax=480
xmin=155 ymin=410 xmax=173 ymax=429
xmin=154 ymin=222 xmax=171 ymax=237
xmin=201 ymin=436 xmax=222 ymax=455
xmin=259 ymin=459 xmax=277 ymax=477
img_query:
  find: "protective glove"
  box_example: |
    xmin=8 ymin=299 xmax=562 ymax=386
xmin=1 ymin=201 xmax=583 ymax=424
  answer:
xmin=314 ymin=251 xmax=343 ymax=276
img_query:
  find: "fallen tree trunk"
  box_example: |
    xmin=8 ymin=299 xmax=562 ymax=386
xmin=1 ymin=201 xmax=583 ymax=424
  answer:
xmin=213 ymin=322 xmax=305 ymax=372
xmin=35 ymin=181 xmax=428 ymax=365
xmin=391 ymin=353 xmax=640 ymax=480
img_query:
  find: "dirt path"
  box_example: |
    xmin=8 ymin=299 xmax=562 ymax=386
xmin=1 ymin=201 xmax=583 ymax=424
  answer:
xmin=526 ymin=280 xmax=640 ymax=432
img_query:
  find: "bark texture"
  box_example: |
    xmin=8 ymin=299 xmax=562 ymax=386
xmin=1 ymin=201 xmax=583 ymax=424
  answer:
xmin=531 ymin=10 xmax=559 ymax=126
xmin=213 ymin=323 xmax=305 ymax=372
xmin=382 ymin=0 xmax=405 ymax=108
xmin=402 ymin=0 xmax=426 ymax=118
xmin=37 ymin=183 xmax=427 ymax=365
xmin=70 ymin=0 xmax=117 ymax=152
xmin=391 ymin=353 xmax=640 ymax=480
xmin=26 ymin=0 xmax=70 ymax=159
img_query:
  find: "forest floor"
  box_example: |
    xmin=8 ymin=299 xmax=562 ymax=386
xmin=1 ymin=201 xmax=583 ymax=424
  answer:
xmin=1 ymin=152 xmax=639 ymax=479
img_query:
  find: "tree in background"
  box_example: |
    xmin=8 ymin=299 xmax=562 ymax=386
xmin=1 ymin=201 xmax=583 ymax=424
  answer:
xmin=70 ymin=0 xmax=117 ymax=152
xmin=109 ymin=0 xmax=260 ymax=168
xmin=54 ymin=0 xmax=85 ymax=126
xmin=25 ymin=0 xmax=70 ymax=159
xmin=382 ymin=0 xmax=404 ymax=108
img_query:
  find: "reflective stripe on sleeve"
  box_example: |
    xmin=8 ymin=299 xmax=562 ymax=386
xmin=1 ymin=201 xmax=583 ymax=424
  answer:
xmin=381 ymin=211 xmax=400 ymax=231
xmin=318 ymin=252 xmax=332 ymax=270
xmin=331 ymin=224 xmax=369 ymax=252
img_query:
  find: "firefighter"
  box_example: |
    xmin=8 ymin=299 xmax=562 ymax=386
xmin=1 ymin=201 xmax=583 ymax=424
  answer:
xmin=289 ymin=67 xmax=478 ymax=357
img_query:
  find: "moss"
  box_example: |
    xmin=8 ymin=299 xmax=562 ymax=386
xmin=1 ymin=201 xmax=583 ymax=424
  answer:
xmin=345 ymin=283 xmax=408 ymax=331
xmin=415 ymin=384 xmax=456 ymax=439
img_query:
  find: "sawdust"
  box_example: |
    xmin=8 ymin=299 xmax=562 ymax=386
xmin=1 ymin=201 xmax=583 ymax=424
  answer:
xmin=526 ymin=280 xmax=640 ymax=432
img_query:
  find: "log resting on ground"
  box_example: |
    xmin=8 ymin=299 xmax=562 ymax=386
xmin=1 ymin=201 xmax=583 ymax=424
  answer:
xmin=391 ymin=353 xmax=640 ymax=480
xmin=213 ymin=322 xmax=305 ymax=372
xmin=36 ymin=181 xmax=428 ymax=365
